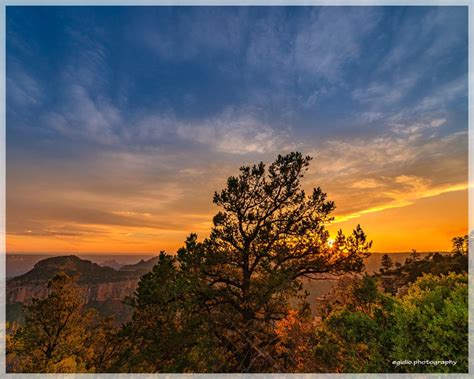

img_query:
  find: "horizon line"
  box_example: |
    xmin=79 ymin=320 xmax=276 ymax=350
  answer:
xmin=6 ymin=250 xmax=452 ymax=255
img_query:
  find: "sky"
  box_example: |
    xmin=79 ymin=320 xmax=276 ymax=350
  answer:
xmin=6 ymin=6 xmax=468 ymax=253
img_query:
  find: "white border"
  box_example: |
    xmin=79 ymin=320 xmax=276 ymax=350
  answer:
xmin=0 ymin=1 xmax=471 ymax=378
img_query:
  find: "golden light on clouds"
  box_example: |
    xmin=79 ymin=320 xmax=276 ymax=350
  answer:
xmin=6 ymin=123 xmax=468 ymax=255
xmin=6 ymin=6 xmax=468 ymax=256
xmin=7 ymin=178 xmax=467 ymax=253
xmin=328 ymin=188 xmax=467 ymax=252
xmin=333 ymin=181 xmax=469 ymax=223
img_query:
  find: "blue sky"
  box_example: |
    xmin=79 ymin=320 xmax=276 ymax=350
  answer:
xmin=6 ymin=6 xmax=468 ymax=252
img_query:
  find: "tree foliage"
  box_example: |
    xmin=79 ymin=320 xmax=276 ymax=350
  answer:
xmin=6 ymin=273 xmax=121 ymax=373
xmin=380 ymin=254 xmax=393 ymax=273
xmin=312 ymin=271 xmax=468 ymax=373
xmin=7 ymin=273 xmax=92 ymax=372
xmin=392 ymin=273 xmax=468 ymax=373
xmin=376 ymin=240 xmax=468 ymax=295
xmin=451 ymin=234 xmax=468 ymax=255
xmin=312 ymin=275 xmax=396 ymax=373
xmin=123 ymin=152 xmax=372 ymax=372
xmin=6 ymin=153 xmax=468 ymax=374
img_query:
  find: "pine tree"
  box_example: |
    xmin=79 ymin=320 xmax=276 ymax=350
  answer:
xmin=127 ymin=152 xmax=372 ymax=372
xmin=8 ymin=273 xmax=93 ymax=373
xmin=452 ymin=235 xmax=468 ymax=255
xmin=380 ymin=254 xmax=393 ymax=274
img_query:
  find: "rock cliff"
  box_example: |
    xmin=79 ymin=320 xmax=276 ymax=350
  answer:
xmin=7 ymin=277 xmax=140 ymax=304
xmin=6 ymin=255 xmax=158 ymax=323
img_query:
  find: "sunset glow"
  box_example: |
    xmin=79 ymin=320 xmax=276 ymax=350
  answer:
xmin=6 ymin=6 xmax=467 ymax=254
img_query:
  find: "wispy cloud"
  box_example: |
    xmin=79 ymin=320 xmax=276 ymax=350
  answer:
xmin=334 ymin=181 xmax=468 ymax=223
xmin=415 ymin=76 xmax=467 ymax=112
xmin=294 ymin=7 xmax=381 ymax=83
xmin=6 ymin=6 xmax=468 ymax=252
xmin=307 ymin=128 xmax=467 ymax=220
xmin=177 ymin=108 xmax=292 ymax=155
xmin=7 ymin=59 xmax=42 ymax=107
xmin=351 ymin=72 xmax=420 ymax=108
xmin=44 ymin=84 xmax=122 ymax=145
xmin=378 ymin=7 xmax=467 ymax=73
xmin=137 ymin=7 xmax=248 ymax=62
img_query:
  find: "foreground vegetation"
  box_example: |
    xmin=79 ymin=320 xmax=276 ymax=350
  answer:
xmin=6 ymin=153 xmax=469 ymax=373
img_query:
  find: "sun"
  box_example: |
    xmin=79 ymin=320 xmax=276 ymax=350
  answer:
xmin=327 ymin=238 xmax=335 ymax=248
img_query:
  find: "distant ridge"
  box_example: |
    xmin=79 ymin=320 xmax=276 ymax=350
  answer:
xmin=99 ymin=259 xmax=125 ymax=270
xmin=119 ymin=256 xmax=160 ymax=273
xmin=6 ymin=255 xmax=158 ymax=325
xmin=9 ymin=255 xmax=127 ymax=284
xmin=6 ymin=251 xmax=452 ymax=325
xmin=6 ymin=253 xmax=158 ymax=278
xmin=8 ymin=255 xmax=158 ymax=285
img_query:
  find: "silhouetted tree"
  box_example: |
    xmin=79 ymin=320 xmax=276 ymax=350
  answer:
xmin=126 ymin=152 xmax=372 ymax=372
xmin=405 ymin=249 xmax=420 ymax=265
xmin=379 ymin=254 xmax=397 ymax=294
xmin=451 ymin=235 xmax=468 ymax=255
xmin=380 ymin=254 xmax=393 ymax=274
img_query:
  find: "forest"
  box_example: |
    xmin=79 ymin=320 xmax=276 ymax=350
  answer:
xmin=6 ymin=152 xmax=469 ymax=373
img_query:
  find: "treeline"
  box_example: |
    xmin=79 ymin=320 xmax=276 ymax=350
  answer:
xmin=6 ymin=153 xmax=469 ymax=373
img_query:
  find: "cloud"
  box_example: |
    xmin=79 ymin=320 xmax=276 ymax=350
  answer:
xmin=6 ymin=182 xmax=209 ymax=242
xmin=293 ymin=7 xmax=381 ymax=83
xmin=351 ymin=72 xmax=419 ymax=108
xmin=351 ymin=179 xmax=384 ymax=189
xmin=347 ymin=7 xmax=467 ymax=130
xmin=378 ymin=7 xmax=467 ymax=73
xmin=392 ymin=117 xmax=447 ymax=135
xmin=307 ymin=128 xmax=467 ymax=220
xmin=138 ymin=7 xmax=247 ymax=62
xmin=44 ymin=84 xmax=121 ymax=145
xmin=6 ymin=7 xmax=468 ymax=252
xmin=6 ymin=145 xmax=232 ymax=247
xmin=334 ymin=180 xmax=467 ymax=223
xmin=29 ymin=20 xmax=292 ymax=155
xmin=8 ymin=224 xmax=108 ymax=238
xmin=7 ymin=59 xmax=42 ymax=107
xmin=430 ymin=118 xmax=447 ymax=128
xmin=243 ymin=6 xmax=382 ymax=115
xmin=415 ymin=76 xmax=467 ymax=112
xmin=44 ymin=97 xmax=291 ymax=155
xmin=31 ymin=25 xmax=124 ymax=147
xmin=62 ymin=25 xmax=109 ymax=89
xmin=177 ymin=108 xmax=291 ymax=155
xmin=315 ymin=129 xmax=466 ymax=178
xmin=245 ymin=9 xmax=293 ymax=75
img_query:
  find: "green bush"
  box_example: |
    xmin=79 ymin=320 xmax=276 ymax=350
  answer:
xmin=392 ymin=273 xmax=468 ymax=373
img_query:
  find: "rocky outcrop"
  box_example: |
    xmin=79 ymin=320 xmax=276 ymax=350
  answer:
xmin=5 ymin=255 xmax=154 ymax=308
xmin=7 ymin=278 xmax=139 ymax=304
xmin=119 ymin=256 xmax=160 ymax=273
xmin=84 ymin=278 xmax=139 ymax=302
xmin=6 ymin=284 xmax=49 ymax=304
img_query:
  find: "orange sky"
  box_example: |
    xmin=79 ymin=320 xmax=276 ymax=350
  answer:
xmin=6 ymin=7 xmax=468 ymax=255
xmin=7 ymin=166 xmax=468 ymax=254
xmin=328 ymin=188 xmax=467 ymax=252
